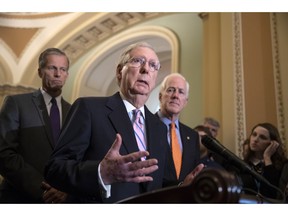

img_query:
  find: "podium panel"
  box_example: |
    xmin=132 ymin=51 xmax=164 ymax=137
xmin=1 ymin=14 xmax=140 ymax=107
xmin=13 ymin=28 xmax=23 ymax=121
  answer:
xmin=118 ymin=168 xmax=242 ymax=203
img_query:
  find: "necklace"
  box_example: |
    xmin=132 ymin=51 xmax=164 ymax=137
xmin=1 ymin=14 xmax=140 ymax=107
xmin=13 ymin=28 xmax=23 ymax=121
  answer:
xmin=251 ymin=161 xmax=264 ymax=174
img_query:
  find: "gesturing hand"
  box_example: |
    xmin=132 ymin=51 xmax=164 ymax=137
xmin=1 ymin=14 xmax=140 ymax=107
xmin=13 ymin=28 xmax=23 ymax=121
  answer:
xmin=100 ymin=133 xmax=159 ymax=185
xmin=181 ymin=163 xmax=205 ymax=187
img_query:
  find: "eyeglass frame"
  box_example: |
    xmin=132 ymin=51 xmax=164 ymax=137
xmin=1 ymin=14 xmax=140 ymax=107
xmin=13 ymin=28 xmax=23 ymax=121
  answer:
xmin=125 ymin=56 xmax=161 ymax=72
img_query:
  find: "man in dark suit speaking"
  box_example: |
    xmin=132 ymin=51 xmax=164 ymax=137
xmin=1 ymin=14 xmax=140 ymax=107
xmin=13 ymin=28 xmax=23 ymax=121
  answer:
xmin=0 ymin=48 xmax=71 ymax=203
xmin=44 ymin=42 xmax=204 ymax=203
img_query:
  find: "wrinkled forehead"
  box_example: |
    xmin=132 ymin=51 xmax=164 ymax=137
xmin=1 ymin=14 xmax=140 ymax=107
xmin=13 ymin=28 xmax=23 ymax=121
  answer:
xmin=166 ymin=76 xmax=187 ymax=89
xmin=130 ymin=47 xmax=159 ymax=61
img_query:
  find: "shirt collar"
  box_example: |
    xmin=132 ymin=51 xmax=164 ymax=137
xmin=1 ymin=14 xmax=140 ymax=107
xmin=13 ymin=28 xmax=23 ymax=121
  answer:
xmin=157 ymin=110 xmax=179 ymax=128
xmin=120 ymin=93 xmax=145 ymax=119
xmin=40 ymin=87 xmax=61 ymax=106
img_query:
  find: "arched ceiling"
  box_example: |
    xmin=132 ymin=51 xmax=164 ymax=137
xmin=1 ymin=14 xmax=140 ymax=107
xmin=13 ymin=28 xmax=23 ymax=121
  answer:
xmin=0 ymin=12 xmax=175 ymax=102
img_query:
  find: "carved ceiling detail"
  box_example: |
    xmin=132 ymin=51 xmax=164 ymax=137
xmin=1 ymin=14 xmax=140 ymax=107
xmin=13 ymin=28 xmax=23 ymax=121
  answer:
xmin=61 ymin=12 xmax=170 ymax=61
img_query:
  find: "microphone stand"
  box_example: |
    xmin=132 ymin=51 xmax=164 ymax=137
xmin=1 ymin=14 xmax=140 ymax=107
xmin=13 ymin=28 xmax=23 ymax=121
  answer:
xmin=201 ymin=135 xmax=286 ymax=203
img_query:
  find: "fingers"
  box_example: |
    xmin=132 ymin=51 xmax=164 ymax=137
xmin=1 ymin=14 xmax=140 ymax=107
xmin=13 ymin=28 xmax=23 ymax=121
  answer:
xmin=127 ymin=159 xmax=159 ymax=176
xmin=193 ymin=163 xmax=205 ymax=174
xmin=271 ymin=140 xmax=279 ymax=148
xmin=181 ymin=163 xmax=205 ymax=187
xmin=43 ymin=188 xmax=67 ymax=203
xmin=114 ymin=159 xmax=158 ymax=183
xmin=110 ymin=134 xmax=149 ymax=163
xmin=125 ymin=175 xmax=155 ymax=183
xmin=41 ymin=181 xmax=51 ymax=190
xmin=122 ymin=150 xmax=150 ymax=163
xmin=107 ymin=133 xmax=122 ymax=155
xmin=101 ymin=133 xmax=159 ymax=184
xmin=121 ymin=164 xmax=159 ymax=183
xmin=265 ymin=141 xmax=279 ymax=155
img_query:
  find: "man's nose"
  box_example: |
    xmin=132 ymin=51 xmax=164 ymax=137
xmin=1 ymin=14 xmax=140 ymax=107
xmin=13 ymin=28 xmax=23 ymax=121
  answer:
xmin=53 ymin=68 xmax=62 ymax=76
xmin=140 ymin=64 xmax=149 ymax=74
xmin=172 ymin=90 xmax=179 ymax=97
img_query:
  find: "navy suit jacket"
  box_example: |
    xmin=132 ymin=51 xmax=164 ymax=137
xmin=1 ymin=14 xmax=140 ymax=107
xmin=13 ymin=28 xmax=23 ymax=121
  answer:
xmin=156 ymin=113 xmax=201 ymax=186
xmin=0 ymin=90 xmax=71 ymax=202
xmin=45 ymin=92 xmax=169 ymax=203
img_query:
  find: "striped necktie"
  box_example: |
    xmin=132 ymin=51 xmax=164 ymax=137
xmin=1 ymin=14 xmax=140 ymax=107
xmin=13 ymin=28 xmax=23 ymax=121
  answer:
xmin=132 ymin=109 xmax=146 ymax=155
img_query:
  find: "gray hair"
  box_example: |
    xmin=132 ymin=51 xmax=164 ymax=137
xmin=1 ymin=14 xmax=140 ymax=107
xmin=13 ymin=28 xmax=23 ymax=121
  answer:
xmin=204 ymin=117 xmax=220 ymax=128
xmin=160 ymin=73 xmax=190 ymax=98
xmin=117 ymin=42 xmax=156 ymax=67
xmin=116 ymin=42 xmax=157 ymax=86
xmin=38 ymin=48 xmax=70 ymax=70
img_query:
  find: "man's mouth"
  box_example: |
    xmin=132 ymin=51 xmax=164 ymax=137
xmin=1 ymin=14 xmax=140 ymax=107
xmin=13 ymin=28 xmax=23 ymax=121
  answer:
xmin=137 ymin=79 xmax=148 ymax=85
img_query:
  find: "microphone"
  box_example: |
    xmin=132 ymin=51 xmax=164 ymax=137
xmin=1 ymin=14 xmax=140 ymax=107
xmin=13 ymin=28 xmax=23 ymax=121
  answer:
xmin=201 ymin=135 xmax=285 ymax=203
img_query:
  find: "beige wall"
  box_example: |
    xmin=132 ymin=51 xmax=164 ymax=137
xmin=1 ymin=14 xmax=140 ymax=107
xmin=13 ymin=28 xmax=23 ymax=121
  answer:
xmin=201 ymin=13 xmax=237 ymax=153
xmin=200 ymin=12 xmax=288 ymax=156
xmin=242 ymin=13 xmax=277 ymax=131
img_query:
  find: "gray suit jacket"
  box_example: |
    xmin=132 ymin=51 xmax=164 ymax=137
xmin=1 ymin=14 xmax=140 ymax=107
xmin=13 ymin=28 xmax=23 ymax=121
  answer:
xmin=0 ymin=89 xmax=70 ymax=203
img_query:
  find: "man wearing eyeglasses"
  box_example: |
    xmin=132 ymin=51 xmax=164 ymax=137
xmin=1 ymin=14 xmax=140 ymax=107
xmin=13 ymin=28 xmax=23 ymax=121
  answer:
xmin=45 ymin=42 xmax=204 ymax=203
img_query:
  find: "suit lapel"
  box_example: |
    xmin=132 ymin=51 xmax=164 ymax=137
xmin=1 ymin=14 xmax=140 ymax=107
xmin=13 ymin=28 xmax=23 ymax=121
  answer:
xmin=106 ymin=93 xmax=139 ymax=154
xmin=145 ymin=108 xmax=163 ymax=157
xmin=179 ymin=123 xmax=198 ymax=179
xmin=32 ymin=90 xmax=54 ymax=147
xmin=60 ymin=99 xmax=70 ymax=122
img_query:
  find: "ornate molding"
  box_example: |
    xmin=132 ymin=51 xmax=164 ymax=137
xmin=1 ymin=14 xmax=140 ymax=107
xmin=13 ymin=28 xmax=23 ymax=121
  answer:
xmin=62 ymin=12 xmax=171 ymax=61
xmin=232 ymin=13 xmax=246 ymax=157
xmin=270 ymin=13 xmax=286 ymax=153
xmin=0 ymin=84 xmax=36 ymax=96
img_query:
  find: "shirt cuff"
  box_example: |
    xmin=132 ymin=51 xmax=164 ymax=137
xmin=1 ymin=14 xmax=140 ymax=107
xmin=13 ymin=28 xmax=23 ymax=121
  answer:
xmin=98 ymin=163 xmax=111 ymax=198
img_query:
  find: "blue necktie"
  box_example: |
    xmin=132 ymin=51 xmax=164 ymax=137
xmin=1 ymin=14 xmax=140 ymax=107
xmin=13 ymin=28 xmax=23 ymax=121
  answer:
xmin=50 ymin=98 xmax=60 ymax=144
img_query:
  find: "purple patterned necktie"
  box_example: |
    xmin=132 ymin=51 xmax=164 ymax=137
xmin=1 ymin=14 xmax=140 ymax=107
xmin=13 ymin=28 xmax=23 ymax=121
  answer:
xmin=132 ymin=109 xmax=146 ymax=160
xmin=50 ymin=98 xmax=60 ymax=144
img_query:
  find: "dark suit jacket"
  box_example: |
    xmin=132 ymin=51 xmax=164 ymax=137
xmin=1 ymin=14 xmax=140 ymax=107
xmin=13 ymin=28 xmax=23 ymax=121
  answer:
xmin=155 ymin=113 xmax=200 ymax=186
xmin=0 ymin=89 xmax=70 ymax=203
xmin=45 ymin=92 xmax=169 ymax=203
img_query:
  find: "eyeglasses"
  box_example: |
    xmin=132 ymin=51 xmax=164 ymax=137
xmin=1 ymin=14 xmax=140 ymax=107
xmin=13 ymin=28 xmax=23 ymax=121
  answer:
xmin=126 ymin=57 xmax=160 ymax=72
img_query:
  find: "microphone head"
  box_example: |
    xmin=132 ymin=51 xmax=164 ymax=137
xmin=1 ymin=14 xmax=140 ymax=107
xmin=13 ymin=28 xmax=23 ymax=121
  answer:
xmin=201 ymin=135 xmax=225 ymax=153
xmin=201 ymin=135 xmax=249 ymax=170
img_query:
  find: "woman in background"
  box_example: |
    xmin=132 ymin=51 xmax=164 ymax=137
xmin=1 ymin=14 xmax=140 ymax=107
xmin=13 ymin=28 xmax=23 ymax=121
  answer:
xmin=241 ymin=122 xmax=287 ymax=201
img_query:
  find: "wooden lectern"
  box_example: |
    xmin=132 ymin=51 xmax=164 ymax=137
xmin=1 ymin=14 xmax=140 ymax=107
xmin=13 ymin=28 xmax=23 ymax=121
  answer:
xmin=118 ymin=168 xmax=242 ymax=203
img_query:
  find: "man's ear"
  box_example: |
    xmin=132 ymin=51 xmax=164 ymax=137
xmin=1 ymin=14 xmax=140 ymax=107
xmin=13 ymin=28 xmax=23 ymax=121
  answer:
xmin=159 ymin=92 xmax=162 ymax=101
xmin=116 ymin=64 xmax=122 ymax=80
